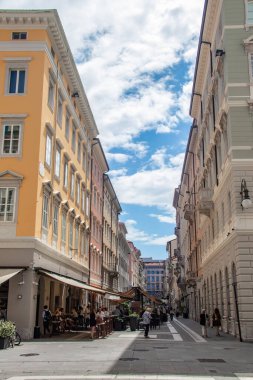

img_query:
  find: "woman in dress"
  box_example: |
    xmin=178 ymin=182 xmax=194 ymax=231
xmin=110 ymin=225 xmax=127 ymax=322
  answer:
xmin=212 ymin=308 xmax=222 ymax=336
xmin=89 ymin=307 xmax=96 ymax=339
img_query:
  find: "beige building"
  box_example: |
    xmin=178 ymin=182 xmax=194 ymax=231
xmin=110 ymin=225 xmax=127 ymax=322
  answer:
xmin=174 ymin=0 xmax=253 ymax=340
xmin=102 ymin=175 xmax=121 ymax=295
xmin=166 ymin=239 xmax=180 ymax=311
xmin=0 ymin=9 xmax=110 ymax=338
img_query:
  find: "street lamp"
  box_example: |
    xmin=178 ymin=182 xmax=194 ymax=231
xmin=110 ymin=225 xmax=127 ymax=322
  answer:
xmin=240 ymin=179 xmax=252 ymax=209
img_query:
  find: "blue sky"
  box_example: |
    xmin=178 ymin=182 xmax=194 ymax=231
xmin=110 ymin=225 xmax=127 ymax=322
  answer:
xmin=1 ymin=0 xmax=205 ymax=259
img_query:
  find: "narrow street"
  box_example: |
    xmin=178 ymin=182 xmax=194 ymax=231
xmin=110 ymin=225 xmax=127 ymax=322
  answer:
xmin=1 ymin=317 xmax=253 ymax=380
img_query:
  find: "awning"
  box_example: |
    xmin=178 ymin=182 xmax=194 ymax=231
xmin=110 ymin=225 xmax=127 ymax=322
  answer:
xmin=40 ymin=270 xmax=105 ymax=294
xmin=0 ymin=268 xmax=23 ymax=285
xmin=104 ymin=294 xmax=121 ymax=301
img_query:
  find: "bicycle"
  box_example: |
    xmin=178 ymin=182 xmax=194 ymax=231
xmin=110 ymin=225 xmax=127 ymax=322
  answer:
xmin=9 ymin=324 xmax=21 ymax=347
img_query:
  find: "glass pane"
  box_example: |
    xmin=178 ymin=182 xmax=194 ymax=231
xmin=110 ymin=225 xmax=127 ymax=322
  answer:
xmin=12 ymin=125 xmax=20 ymax=138
xmin=12 ymin=140 xmax=19 ymax=154
xmin=3 ymin=141 xmax=10 ymax=153
xmin=18 ymin=70 xmax=25 ymax=93
xmin=9 ymin=70 xmax=17 ymax=93
xmin=7 ymin=189 xmax=15 ymax=203
xmin=6 ymin=213 xmax=13 ymax=221
xmin=4 ymin=125 xmax=11 ymax=139
xmin=0 ymin=188 xmax=6 ymax=204
xmin=0 ymin=213 xmax=5 ymax=221
xmin=6 ymin=204 xmax=13 ymax=213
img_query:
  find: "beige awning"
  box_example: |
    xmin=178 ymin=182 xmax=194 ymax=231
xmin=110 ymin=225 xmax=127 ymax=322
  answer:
xmin=40 ymin=270 xmax=105 ymax=294
xmin=0 ymin=269 xmax=23 ymax=285
xmin=104 ymin=293 xmax=121 ymax=301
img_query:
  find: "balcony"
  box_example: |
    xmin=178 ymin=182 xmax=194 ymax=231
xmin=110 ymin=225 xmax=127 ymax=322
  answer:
xmin=108 ymin=264 xmax=119 ymax=277
xmin=184 ymin=204 xmax=194 ymax=222
xmin=186 ymin=270 xmax=196 ymax=286
xmin=177 ymin=276 xmax=186 ymax=289
xmin=174 ymin=226 xmax=180 ymax=237
xmin=197 ymin=188 xmax=214 ymax=217
xmin=174 ymin=248 xmax=180 ymax=258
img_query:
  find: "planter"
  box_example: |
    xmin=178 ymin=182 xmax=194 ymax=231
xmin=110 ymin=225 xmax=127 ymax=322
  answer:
xmin=129 ymin=316 xmax=138 ymax=331
xmin=114 ymin=319 xmax=124 ymax=331
xmin=0 ymin=337 xmax=10 ymax=349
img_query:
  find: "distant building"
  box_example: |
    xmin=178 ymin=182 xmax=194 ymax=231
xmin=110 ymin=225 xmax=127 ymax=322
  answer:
xmin=142 ymin=258 xmax=165 ymax=298
xmin=118 ymin=222 xmax=130 ymax=292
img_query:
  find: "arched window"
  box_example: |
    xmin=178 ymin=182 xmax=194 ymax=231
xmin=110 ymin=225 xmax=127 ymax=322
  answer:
xmin=219 ymin=270 xmax=224 ymax=316
xmin=214 ymin=273 xmax=218 ymax=307
xmin=225 ymin=267 xmax=231 ymax=318
xmin=210 ymin=276 xmax=214 ymax=312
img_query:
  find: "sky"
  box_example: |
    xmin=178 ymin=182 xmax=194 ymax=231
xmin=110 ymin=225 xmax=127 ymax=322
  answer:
xmin=0 ymin=0 xmax=205 ymax=259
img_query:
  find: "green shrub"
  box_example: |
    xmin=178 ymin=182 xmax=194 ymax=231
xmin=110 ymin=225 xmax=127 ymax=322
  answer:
xmin=0 ymin=321 xmax=15 ymax=338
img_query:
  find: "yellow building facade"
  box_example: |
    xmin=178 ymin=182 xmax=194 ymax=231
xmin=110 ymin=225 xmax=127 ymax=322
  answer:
xmin=0 ymin=10 xmax=102 ymax=338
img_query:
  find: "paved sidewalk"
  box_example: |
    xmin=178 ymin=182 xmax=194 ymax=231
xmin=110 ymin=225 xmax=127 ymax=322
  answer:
xmin=0 ymin=317 xmax=252 ymax=380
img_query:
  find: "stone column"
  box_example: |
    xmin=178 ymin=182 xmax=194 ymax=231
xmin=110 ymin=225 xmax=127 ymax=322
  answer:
xmin=7 ymin=268 xmax=39 ymax=339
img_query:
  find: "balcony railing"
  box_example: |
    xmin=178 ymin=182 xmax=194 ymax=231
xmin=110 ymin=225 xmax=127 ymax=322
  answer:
xmin=197 ymin=188 xmax=214 ymax=217
xmin=108 ymin=264 xmax=119 ymax=277
xmin=174 ymin=226 xmax=180 ymax=237
xmin=174 ymin=248 xmax=180 ymax=258
xmin=184 ymin=204 xmax=194 ymax=221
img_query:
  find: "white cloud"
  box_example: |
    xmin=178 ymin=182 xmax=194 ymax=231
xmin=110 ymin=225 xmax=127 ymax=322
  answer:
xmin=106 ymin=152 xmax=130 ymax=163
xmin=111 ymin=151 xmax=184 ymax=209
xmin=125 ymin=219 xmax=175 ymax=246
xmin=0 ymin=0 xmax=204 ymax=151
xmin=149 ymin=214 xmax=175 ymax=224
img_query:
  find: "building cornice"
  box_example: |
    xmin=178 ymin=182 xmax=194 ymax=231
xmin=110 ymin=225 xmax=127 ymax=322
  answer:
xmin=0 ymin=10 xmax=99 ymax=137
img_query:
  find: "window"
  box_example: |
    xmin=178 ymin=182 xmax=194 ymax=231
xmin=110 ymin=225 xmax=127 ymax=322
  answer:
xmin=0 ymin=187 xmax=16 ymax=222
xmin=71 ymin=125 xmax=76 ymax=153
xmin=45 ymin=132 xmax=52 ymax=168
xmin=69 ymin=217 xmax=73 ymax=250
xmin=77 ymin=136 xmax=81 ymax=162
xmin=65 ymin=112 xmax=70 ymax=141
xmin=86 ymin=193 xmax=90 ymax=217
xmin=53 ymin=204 xmax=59 ymax=236
xmin=8 ymin=68 xmax=25 ymax=94
xmin=63 ymin=158 xmax=68 ymax=189
xmin=248 ymin=1 xmax=253 ymax=24
xmin=82 ymin=147 xmax=86 ymax=172
xmin=76 ymin=178 xmax=80 ymax=205
xmin=2 ymin=124 xmax=21 ymax=155
xmin=55 ymin=147 xmax=61 ymax=179
xmin=75 ymin=223 xmax=79 ymax=250
xmin=81 ymin=186 xmax=85 ymax=213
xmin=61 ymin=212 xmax=67 ymax=244
xmin=70 ymin=169 xmax=75 ymax=199
xmin=57 ymin=94 xmax=63 ymax=126
xmin=12 ymin=32 xmax=27 ymax=40
xmin=48 ymin=77 xmax=55 ymax=111
xmin=42 ymin=193 xmax=49 ymax=229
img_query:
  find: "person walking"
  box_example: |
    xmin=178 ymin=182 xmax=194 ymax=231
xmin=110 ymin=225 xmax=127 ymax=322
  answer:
xmin=212 ymin=307 xmax=222 ymax=336
xmin=142 ymin=307 xmax=152 ymax=338
xmin=200 ymin=308 xmax=209 ymax=338
xmin=89 ymin=307 xmax=96 ymax=340
xmin=42 ymin=305 xmax=52 ymax=337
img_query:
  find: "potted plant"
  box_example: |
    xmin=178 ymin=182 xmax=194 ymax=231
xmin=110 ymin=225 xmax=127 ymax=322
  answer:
xmin=0 ymin=320 xmax=15 ymax=349
xmin=129 ymin=312 xmax=139 ymax=331
xmin=114 ymin=317 xmax=125 ymax=331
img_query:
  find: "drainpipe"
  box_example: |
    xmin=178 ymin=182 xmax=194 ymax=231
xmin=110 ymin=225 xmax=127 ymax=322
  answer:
xmin=232 ymin=282 xmax=243 ymax=342
xmin=88 ymin=138 xmax=99 ymax=285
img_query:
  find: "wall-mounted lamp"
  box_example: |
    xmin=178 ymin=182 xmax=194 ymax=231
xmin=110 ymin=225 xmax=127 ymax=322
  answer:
xmin=71 ymin=92 xmax=79 ymax=98
xmin=240 ymin=179 xmax=252 ymax=209
xmin=215 ymin=49 xmax=225 ymax=57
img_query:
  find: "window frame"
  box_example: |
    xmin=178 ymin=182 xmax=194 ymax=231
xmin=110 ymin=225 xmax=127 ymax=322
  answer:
xmin=0 ymin=187 xmax=16 ymax=222
xmin=54 ymin=145 xmax=61 ymax=180
xmin=0 ymin=121 xmax=23 ymax=157
xmin=45 ymin=131 xmax=52 ymax=169
xmin=12 ymin=31 xmax=27 ymax=40
xmin=247 ymin=1 xmax=253 ymax=25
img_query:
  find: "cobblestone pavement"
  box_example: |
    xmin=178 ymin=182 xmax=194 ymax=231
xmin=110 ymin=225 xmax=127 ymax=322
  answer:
xmin=0 ymin=317 xmax=253 ymax=380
